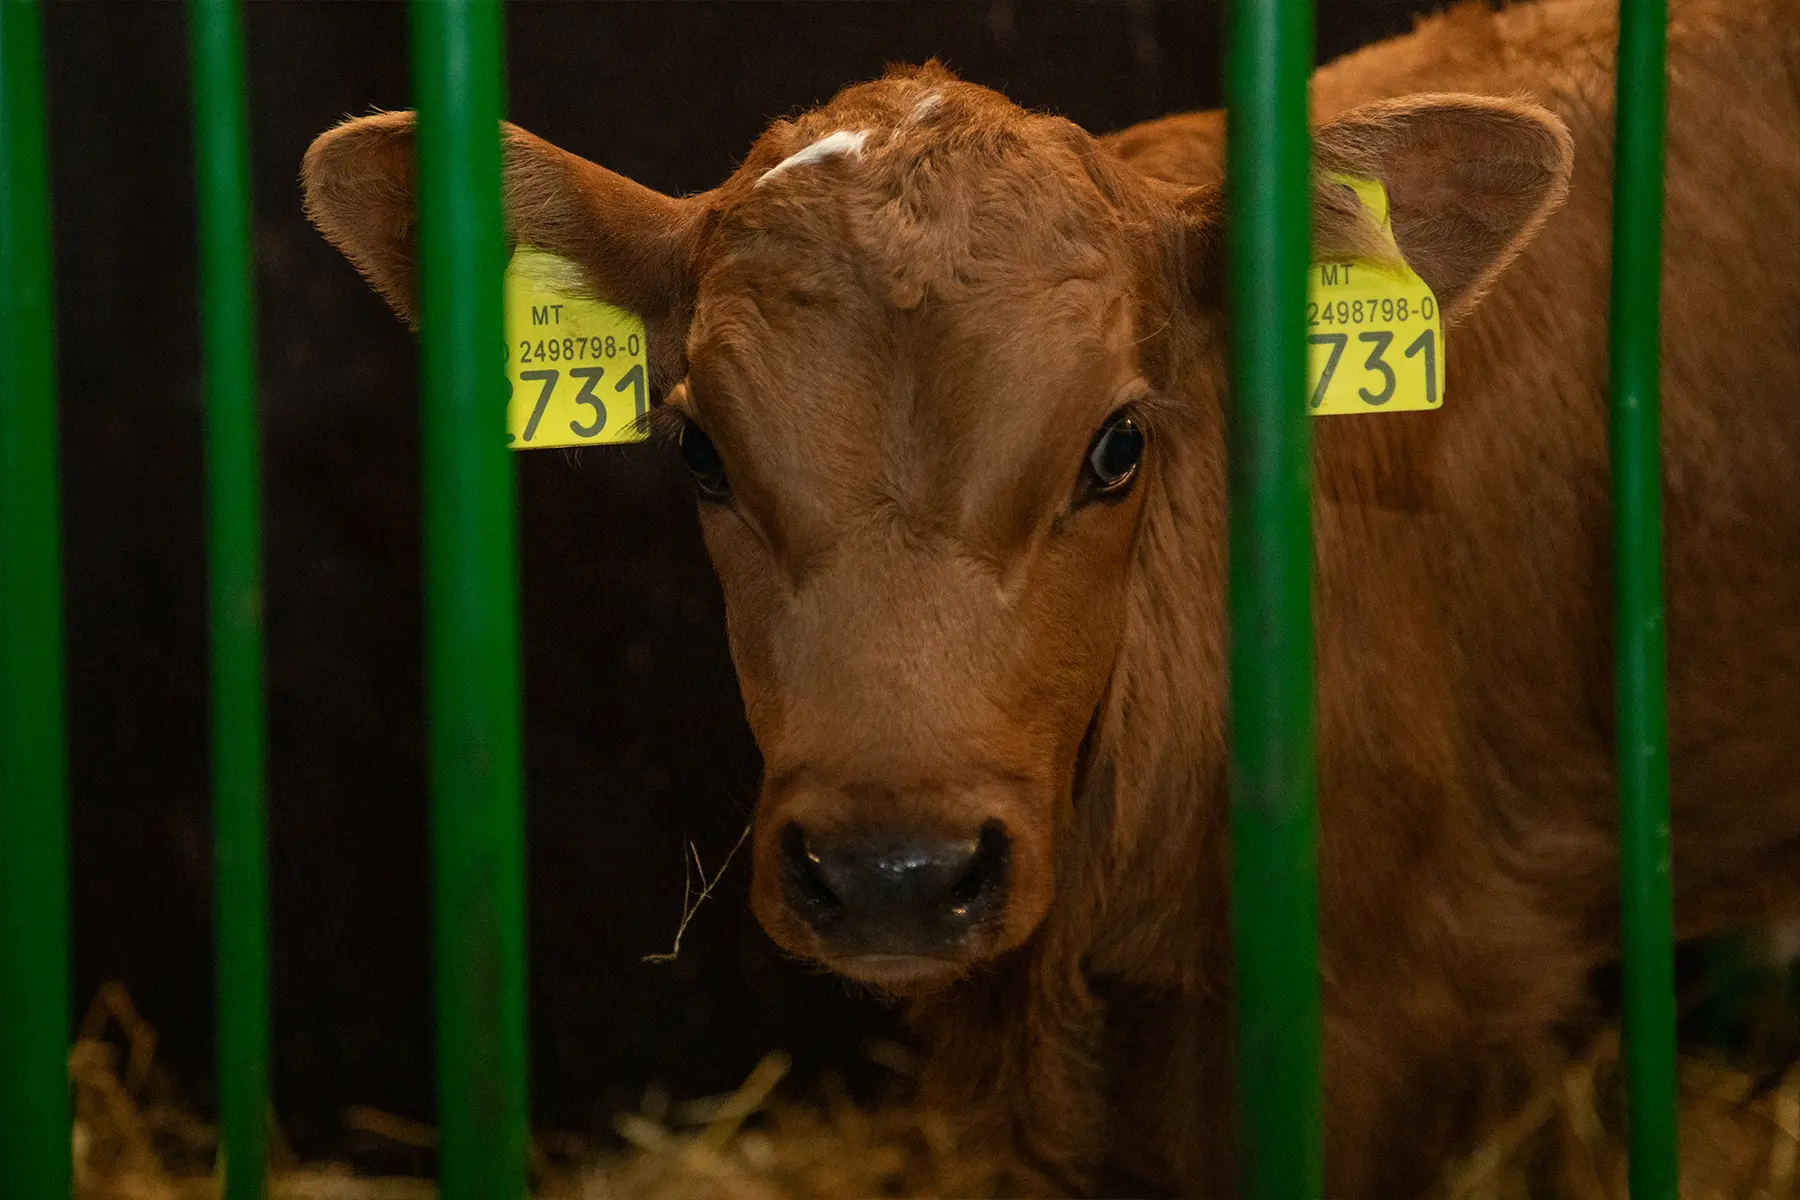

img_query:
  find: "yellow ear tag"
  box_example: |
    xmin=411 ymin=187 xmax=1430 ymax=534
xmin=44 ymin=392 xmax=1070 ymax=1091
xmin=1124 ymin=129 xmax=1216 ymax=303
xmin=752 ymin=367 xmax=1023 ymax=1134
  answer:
xmin=1307 ymin=174 xmax=1444 ymax=415
xmin=504 ymin=247 xmax=650 ymax=449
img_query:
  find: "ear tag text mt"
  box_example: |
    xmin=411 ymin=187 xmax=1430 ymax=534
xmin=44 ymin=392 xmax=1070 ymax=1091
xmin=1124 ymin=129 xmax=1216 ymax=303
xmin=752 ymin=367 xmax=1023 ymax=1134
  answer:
xmin=504 ymin=247 xmax=651 ymax=448
xmin=1306 ymin=174 xmax=1446 ymax=416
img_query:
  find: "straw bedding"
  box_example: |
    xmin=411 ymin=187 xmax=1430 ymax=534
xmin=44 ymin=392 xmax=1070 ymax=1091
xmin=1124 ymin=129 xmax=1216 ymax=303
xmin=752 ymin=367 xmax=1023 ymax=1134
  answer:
xmin=71 ymin=983 xmax=1800 ymax=1200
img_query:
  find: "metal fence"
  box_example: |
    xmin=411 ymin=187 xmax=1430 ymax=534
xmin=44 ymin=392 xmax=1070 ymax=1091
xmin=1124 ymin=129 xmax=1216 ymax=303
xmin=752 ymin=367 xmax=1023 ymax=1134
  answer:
xmin=0 ymin=0 xmax=1675 ymax=1196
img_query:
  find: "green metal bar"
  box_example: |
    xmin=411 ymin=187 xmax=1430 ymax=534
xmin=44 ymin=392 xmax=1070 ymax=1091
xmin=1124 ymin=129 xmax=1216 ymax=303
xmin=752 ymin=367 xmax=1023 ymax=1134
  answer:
xmin=188 ymin=2 xmax=271 ymax=1196
xmin=1610 ymin=0 xmax=1678 ymax=1195
xmin=0 ymin=2 xmax=71 ymax=1197
xmin=410 ymin=2 xmax=529 ymax=1196
xmin=1223 ymin=0 xmax=1322 ymax=1194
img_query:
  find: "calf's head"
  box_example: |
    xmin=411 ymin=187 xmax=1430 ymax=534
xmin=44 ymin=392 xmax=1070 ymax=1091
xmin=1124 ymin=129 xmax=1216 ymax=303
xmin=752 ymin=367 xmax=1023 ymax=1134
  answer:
xmin=305 ymin=68 xmax=1570 ymax=991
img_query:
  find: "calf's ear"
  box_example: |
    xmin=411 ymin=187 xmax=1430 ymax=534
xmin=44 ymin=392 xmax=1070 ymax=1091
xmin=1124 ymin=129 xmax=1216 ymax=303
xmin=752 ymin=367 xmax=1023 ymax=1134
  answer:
xmin=1311 ymin=93 xmax=1574 ymax=322
xmin=302 ymin=111 xmax=706 ymax=388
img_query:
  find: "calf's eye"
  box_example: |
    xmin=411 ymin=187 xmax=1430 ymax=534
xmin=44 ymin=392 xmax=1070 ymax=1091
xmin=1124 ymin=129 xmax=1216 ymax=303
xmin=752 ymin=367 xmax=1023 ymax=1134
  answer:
xmin=1083 ymin=411 xmax=1145 ymax=497
xmin=680 ymin=421 xmax=731 ymax=502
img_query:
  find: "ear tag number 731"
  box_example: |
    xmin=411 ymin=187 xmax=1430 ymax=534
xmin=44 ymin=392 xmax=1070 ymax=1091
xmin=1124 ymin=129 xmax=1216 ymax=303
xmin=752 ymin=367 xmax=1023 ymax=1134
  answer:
xmin=1306 ymin=176 xmax=1445 ymax=415
xmin=504 ymin=247 xmax=650 ymax=448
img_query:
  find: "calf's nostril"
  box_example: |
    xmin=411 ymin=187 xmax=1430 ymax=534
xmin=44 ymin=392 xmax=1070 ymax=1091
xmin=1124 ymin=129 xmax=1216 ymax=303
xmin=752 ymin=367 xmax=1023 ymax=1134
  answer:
xmin=778 ymin=822 xmax=844 ymax=920
xmin=947 ymin=820 xmax=1010 ymax=917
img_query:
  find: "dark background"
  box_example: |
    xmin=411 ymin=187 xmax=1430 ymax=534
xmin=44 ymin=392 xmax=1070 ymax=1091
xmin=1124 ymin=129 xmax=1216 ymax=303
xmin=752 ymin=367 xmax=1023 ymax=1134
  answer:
xmin=45 ymin=0 xmax=1435 ymax=1160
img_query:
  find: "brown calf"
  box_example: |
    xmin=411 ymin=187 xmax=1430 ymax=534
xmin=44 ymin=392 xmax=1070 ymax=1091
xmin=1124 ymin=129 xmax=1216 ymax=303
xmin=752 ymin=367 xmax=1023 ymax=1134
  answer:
xmin=303 ymin=0 xmax=1800 ymax=1192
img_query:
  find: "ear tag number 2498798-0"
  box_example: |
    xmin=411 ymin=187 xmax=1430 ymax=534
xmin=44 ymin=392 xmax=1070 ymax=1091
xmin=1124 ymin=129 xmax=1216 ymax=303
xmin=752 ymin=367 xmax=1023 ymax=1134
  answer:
xmin=504 ymin=247 xmax=650 ymax=449
xmin=1307 ymin=175 xmax=1445 ymax=416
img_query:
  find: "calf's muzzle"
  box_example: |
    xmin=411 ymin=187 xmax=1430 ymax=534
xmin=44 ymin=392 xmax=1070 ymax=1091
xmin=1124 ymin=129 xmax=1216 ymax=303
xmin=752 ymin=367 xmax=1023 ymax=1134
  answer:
xmin=777 ymin=819 xmax=1011 ymax=961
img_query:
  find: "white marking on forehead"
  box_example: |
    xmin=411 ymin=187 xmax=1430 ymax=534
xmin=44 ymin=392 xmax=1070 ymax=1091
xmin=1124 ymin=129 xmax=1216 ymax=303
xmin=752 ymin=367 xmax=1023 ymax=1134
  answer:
xmin=756 ymin=129 xmax=871 ymax=186
xmin=909 ymin=92 xmax=942 ymax=120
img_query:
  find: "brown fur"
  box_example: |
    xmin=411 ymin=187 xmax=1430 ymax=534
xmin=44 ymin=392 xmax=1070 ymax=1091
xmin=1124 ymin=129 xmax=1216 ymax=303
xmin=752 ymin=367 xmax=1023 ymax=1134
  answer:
xmin=302 ymin=0 xmax=1800 ymax=1193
